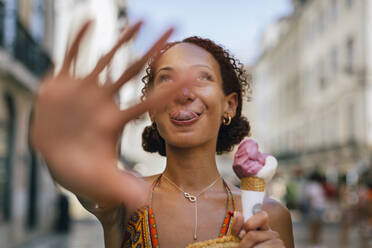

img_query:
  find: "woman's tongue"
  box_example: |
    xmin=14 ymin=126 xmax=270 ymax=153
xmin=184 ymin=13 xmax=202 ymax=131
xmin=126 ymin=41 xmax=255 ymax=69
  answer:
xmin=171 ymin=110 xmax=198 ymax=121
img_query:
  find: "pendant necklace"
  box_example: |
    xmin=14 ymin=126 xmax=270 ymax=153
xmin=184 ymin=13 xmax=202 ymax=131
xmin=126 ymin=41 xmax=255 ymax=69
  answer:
xmin=162 ymin=174 xmax=221 ymax=240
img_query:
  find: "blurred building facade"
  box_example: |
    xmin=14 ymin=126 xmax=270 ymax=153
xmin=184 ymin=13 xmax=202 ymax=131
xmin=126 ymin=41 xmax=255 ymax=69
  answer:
xmin=0 ymin=0 xmax=56 ymax=247
xmin=0 ymin=0 xmax=130 ymax=246
xmin=250 ymin=0 xmax=371 ymax=182
xmin=51 ymin=0 xmax=132 ymax=219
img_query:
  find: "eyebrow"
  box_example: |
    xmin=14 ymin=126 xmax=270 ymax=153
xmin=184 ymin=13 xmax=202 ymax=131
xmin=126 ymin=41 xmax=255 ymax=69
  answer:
xmin=156 ymin=66 xmax=173 ymax=74
xmin=156 ymin=64 xmax=213 ymax=74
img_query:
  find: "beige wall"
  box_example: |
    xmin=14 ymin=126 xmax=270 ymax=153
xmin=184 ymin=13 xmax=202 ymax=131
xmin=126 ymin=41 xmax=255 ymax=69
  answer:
xmin=251 ymin=0 xmax=371 ymax=176
xmin=0 ymin=78 xmax=58 ymax=247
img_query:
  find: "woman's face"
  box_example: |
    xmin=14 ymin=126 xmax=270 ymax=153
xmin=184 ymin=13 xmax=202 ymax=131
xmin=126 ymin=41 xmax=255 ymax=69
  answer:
xmin=150 ymin=43 xmax=237 ymax=150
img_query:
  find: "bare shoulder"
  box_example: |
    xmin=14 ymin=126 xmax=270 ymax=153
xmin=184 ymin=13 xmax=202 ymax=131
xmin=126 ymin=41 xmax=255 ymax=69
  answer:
xmin=263 ymin=197 xmax=295 ymax=248
xmin=262 ymin=197 xmax=290 ymax=221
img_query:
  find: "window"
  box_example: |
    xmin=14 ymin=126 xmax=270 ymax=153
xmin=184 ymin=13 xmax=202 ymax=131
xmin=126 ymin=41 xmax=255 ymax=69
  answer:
xmin=30 ymin=0 xmax=45 ymax=43
xmin=3 ymin=0 xmax=17 ymax=48
xmin=333 ymin=110 xmax=340 ymax=144
xmin=319 ymin=9 xmax=324 ymax=33
xmin=0 ymin=94 xmax=15 ymax=222
xmin=345 ymin=0 xmax=353 ymax=9
xmin=330 ymin=47 xmax=339 ymax=75
xmin=318 ymin=59 xmax=326 ymax=89
xmin=330 ymin=0 xmax=338 ymax=21
xmin=346 ymin=37 xmax=354 ymax=74
xmin=305 ymin=19 xmax=314 ymax=43
xmin=0 ymin=97 xmax=9 ymax=221
xmin=347 ymin=103 xmax=355 ymax=141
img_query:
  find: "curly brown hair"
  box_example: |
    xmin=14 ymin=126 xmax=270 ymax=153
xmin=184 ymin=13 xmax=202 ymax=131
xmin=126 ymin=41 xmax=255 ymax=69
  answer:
xmin=141 ymin=36 xmax=252 ymax=156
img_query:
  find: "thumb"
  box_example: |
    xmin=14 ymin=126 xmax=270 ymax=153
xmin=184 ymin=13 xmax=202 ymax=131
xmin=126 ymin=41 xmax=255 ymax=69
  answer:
xmin=231 ymin=211 xmax=244 ymax=236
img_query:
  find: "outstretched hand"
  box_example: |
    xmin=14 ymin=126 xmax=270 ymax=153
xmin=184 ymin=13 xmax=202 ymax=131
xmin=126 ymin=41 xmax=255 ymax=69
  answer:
xmin=30 ymin=21 xmax=189 ymax=212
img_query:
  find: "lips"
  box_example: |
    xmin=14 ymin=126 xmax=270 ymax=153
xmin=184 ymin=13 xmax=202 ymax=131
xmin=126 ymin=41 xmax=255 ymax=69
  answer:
xmin=170 ymin=110 xmax=202 ymax=126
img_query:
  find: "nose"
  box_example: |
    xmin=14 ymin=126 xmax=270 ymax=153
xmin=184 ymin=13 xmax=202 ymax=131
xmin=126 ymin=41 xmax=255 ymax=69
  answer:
xmin=175 ymin=86 xmax=195 ymax=104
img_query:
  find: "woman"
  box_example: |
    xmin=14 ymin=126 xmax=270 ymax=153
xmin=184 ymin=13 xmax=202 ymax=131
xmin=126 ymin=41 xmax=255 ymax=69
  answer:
xmin=31 ymin=21 xmax=294 ymax=247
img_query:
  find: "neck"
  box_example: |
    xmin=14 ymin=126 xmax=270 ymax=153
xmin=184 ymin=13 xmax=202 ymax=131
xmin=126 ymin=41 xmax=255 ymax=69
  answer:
xmin=163 ymin=142 xmax=221 ymax=192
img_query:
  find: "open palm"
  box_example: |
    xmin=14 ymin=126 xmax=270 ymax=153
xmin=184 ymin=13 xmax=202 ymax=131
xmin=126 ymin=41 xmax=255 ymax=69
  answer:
xmin=30 ymin=21 xmax=187 ymax=212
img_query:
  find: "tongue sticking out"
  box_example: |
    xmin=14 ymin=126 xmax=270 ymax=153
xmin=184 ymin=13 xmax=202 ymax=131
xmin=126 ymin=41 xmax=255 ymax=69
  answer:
xmin=171 ymin=110 xmax=199 ymax=121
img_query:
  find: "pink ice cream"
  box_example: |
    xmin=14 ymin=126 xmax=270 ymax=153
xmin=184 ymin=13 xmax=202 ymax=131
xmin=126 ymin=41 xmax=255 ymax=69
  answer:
xmin=233 ymin=139 xmax=270 ymax=179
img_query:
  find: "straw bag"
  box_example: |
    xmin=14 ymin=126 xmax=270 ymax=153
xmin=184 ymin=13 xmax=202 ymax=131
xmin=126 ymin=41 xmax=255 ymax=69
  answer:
xmin=186 ymin=235 xmax=240 ymax=248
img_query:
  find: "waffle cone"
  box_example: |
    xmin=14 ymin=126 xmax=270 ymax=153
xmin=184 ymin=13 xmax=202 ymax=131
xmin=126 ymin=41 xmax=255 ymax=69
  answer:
xmin=241 ymin=176 xmax=265 ymax=192
xmin=186 ymin=235 xmax=240 ymax=248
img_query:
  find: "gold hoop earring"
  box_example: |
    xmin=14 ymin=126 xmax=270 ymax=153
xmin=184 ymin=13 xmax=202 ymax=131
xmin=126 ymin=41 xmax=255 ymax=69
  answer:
xmin=151 ymin=122 xmax=157 ymax=130
xmin=223 ymin=116 xmax=231 ymax=126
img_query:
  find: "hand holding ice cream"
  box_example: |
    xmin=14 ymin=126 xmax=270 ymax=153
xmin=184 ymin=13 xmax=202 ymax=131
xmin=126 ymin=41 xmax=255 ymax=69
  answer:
xmin=233 ymin=139 xmax=278 ymax=221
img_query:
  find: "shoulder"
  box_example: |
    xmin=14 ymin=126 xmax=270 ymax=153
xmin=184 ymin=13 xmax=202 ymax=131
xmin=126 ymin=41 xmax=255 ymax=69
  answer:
xmin=262 ymin=197 xmax=294 ymax=248
xmin=262 ymin=197 xmax=290 ymax=222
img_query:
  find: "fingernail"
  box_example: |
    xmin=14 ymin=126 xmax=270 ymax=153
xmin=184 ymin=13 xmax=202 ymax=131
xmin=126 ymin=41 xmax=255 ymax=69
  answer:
xmin=239 ymin=230 xmax=246 ymax=239
xmin=261 ymin=211 xmax=268 ymax=218
xmin=233 ymin=211 xmax=237 ymax=217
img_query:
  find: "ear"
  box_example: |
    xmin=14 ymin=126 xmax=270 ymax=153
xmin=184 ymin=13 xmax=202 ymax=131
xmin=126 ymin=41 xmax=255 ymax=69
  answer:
xmin=224 ymin=92 xmax=238 ymax=118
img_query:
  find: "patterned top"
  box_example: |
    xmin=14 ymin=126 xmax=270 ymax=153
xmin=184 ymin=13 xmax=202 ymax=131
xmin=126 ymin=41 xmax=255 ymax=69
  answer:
xmin=123 ymin=207 xmax=234 ymax=248
xmin=122 ymin=176 xmax=236 ymax=248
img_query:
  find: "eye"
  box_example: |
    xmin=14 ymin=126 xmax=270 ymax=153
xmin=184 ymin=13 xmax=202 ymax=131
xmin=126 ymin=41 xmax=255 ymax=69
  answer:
xmin=197 ymin=72 xmax=213 ymax=81
xmin=157 ymin=74 xmax=173 ymax=83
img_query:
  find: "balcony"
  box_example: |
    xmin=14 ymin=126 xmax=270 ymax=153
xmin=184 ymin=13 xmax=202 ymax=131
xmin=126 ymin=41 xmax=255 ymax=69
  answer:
xmin=0 ymin=2 xmax=52 ymax=78
xmin=13 ymin=19 xmax=52 ymax=77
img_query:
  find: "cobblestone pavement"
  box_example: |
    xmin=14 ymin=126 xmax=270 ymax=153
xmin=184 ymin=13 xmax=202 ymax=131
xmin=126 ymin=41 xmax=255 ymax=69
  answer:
xmin=12 ymin=219 xmax=372 ymax=248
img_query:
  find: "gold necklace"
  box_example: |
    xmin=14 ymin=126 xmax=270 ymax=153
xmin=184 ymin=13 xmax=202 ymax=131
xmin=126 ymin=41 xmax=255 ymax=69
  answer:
xmin=162 ymin=174 xmax=221 ymax=240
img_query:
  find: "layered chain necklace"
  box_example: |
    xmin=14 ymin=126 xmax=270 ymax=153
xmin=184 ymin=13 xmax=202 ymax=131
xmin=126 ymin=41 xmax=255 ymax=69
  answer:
xmin=162 ymin=174 xmax=221 ymax=240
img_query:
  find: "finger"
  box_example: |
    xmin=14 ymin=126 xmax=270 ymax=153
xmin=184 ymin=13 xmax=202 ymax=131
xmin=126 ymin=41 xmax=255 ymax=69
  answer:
xmin=60 ymin=20 xmax=93 ymax=75
xmin=243 ymin=211 xmax=270 ymax=231
xmin=108 ymin=28 xmax=174 ymax=94
xmin=87 ymin=21 xmax=143 ymax=81
xmin=118 ymin=75 xmax=189 ymax=125
xmin=238 ymin=230 xmax=246 ymax=240
xmin=238 ymin=230 xmax=280 ymax=248
xmin=231 ymin=211 xmax=244 ymax=236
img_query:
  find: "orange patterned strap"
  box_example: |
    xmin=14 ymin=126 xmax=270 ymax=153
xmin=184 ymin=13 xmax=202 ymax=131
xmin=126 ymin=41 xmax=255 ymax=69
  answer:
xmin=148 ymin=207 xmax=159 ymax=247
xmin=219 ymin=211 xmax=234 ymax=237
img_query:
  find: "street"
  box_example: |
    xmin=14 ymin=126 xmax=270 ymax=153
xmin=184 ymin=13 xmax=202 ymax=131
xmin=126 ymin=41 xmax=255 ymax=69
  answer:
xmin=12 ymin=218 xmax=371 ymax=248
xmin=13 ymin=219 xmax=104 ymax=248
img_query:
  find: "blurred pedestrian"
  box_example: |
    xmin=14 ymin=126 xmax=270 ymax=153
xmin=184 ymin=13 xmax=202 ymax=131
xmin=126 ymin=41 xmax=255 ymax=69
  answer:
xmin=305 ymin=170 xmax=327 ymax=247
xmin=338 ymin=174 xmax=355 ymax=248
xmin=285 ymin=166 xmax=307 ymax=219
xmin=356 ymin=170 xmax=372 ymax=248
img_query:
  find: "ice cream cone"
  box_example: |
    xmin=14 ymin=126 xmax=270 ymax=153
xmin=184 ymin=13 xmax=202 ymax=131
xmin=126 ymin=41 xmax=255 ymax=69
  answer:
xmin=240 ymin=176 xmax=265 ymax=192
xmin=232 ymin=139 xmax=278 ymax=222
xmin=240 ymin=176 xmax=266 ymax=221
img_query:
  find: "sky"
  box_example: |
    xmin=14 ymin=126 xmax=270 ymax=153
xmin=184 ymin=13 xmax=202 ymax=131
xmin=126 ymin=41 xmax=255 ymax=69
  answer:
xmin=127 ymin=0 xmax=293 ymax=65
